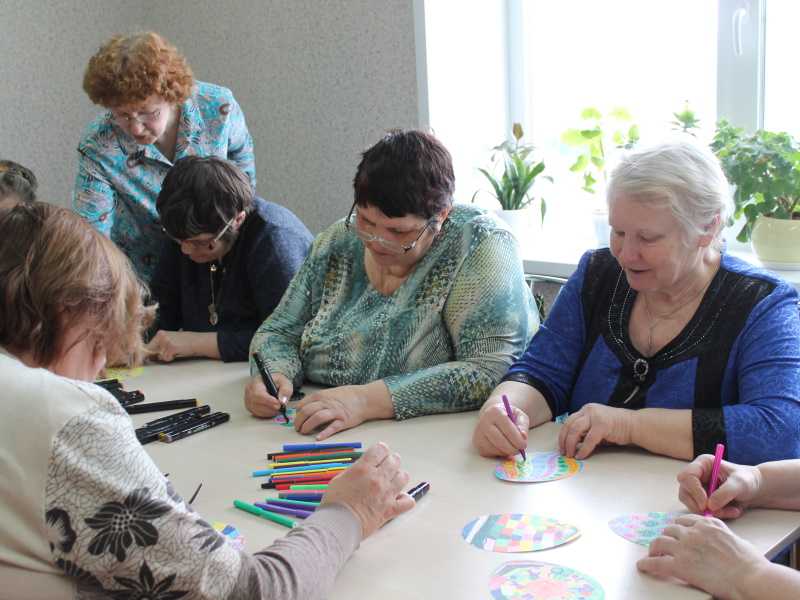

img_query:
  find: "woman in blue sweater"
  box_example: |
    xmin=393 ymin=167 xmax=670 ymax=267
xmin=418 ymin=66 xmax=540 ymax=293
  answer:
xmin=473 ymin=140 xmax=800 ymax=465
xmin=148 ymin=156 xmax=312 ymax=362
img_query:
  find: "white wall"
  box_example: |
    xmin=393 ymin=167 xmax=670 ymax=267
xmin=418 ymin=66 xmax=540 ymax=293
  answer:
xmin=0 ymin=1 xmax=145 ymax=207
xmin=1 ymin=1 xmax=421 ymax=234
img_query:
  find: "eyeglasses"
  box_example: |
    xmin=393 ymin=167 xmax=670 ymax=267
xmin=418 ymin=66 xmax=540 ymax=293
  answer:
xmin=345 ymin=204 xmax=437 ymax=255
xmin=112 ymin=108 xmax=161 ymax=126
xmin=162 ymin=216 xmax=236 ymax=251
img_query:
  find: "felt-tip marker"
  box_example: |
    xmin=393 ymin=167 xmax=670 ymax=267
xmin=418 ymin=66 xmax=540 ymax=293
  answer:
xmin=159 ymin=412 xmax=230 ymax=443
xmin=126 ymin=398 xmax=198 ymax=414
xmin=407 ymin=481 xmax=430 ymax=501
xmin=253 ymin=352 xmax=287 ymax=422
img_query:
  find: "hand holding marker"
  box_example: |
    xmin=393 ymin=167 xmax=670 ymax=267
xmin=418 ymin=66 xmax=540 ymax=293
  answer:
xmin=253 ymin=352 xmax=288 ymax=421
xmin=501 ymin=394 xmax=527 ymax=462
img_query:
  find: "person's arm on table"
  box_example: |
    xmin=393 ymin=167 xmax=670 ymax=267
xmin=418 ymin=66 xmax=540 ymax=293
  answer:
xmin=246 ymin=246 xmax=318 ymax=417
xmin=637 ymin=513 xmax=800 ymax=600
xmin=49 ymin=390 xmax=412 ymax=600
xmin=147 ymin=330 xmax=222 ymax=361
xmin=474 ymin=251 xmax=593 ymax=457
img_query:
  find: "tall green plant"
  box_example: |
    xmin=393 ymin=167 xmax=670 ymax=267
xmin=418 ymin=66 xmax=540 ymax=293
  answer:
xmin=711 ymin=119 xmax=800 ymax=241
xmin=477 ymin=123 xmax=550 ymax=220
xmin=562 ymin=107 xmax=640 ymax=194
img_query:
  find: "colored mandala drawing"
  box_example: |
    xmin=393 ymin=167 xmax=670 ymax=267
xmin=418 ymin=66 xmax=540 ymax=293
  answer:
xmin=272 ymin=407 xmax=296 ymax=427
xmin=489 ymin=561 xmax=605 ymax=600
xmin=462 ymin=514 xmax=580 ymax=553
xmin=495 ymin=452 xmax=583 ymax=483
xmin=212 ymin=521 xmax=245 ymax=551
xmin=608 ymin=511 xmax=682 ymax=547
xmin=102 ymin=366 xmax=144 ymax=380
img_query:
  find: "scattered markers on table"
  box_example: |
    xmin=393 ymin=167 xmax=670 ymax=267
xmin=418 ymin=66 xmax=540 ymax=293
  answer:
xmin=489 ymin=560 xmax=605 ymax=600
xmin=495 ymin=451 xmax=583 ymax=483
xmin=608 ymin=511 xmax=682 ymax=547
xmin=462 ymin=514 xmax=580 ymax=553
xmin=212 ymin=522 xmax=245 ymax=551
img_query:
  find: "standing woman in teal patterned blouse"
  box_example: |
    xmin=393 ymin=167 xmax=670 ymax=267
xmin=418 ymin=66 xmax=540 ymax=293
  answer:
xmin=73 ymin=32 xmax=255 ymax=282
xmin=245 ymin=130 xmax=537 ymax=439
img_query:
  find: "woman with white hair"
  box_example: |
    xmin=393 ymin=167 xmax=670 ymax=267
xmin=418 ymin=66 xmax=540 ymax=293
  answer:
xmin=473 ymin=140 xmax=800 ymax=465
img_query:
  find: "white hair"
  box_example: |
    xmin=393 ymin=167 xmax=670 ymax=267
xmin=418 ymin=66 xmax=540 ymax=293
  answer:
xmin=606 ymin=139 xmax=733 ymax=244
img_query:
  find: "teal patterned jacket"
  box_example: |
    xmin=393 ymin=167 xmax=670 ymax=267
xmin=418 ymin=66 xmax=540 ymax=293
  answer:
xmin=73 ymin=81 xmax=255 ymax=282
xmin=250 ymin=205 xmax=538 ymax=419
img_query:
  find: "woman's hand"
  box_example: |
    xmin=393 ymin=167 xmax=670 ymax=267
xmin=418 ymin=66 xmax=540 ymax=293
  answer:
xmin=472 ymin=398 xmax=529 ymax=458
xmin=294 ymin=385 xmax=374 ymax=440
xmin=558 ymin=403 xmax=634 ymax=459
xmin=637 ymin=514 xmax=769 ymax=599
xmin=322 ymin=442 xmax=414 ymax=538
xmin=678 ymin=455 xmax=762 ymax=519
xmin=146 ymin=330 xmax=219 ymax=361
xmin=244 ymin=372 xmax=293 ymax=418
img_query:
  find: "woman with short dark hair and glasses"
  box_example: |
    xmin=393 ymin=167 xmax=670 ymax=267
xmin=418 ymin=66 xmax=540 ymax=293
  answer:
xmin=147 ymin=156 xmax=312 ymax=362
xmin=73 ymin=32 xmax=256 ymax=282
xmin=244 ymin=129 xmax=537 ymax=439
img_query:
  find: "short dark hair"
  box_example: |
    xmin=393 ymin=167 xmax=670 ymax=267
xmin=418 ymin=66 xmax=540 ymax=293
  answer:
xmin=353 ymin=129 xmax=455 ymax=219
xmin=157 ymin=156 xmax=254 ymax=241
xmin=0 ymin=159 xmax=38 ymax=204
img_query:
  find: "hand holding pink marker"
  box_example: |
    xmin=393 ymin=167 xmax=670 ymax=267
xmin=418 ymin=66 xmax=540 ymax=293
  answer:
xmin=501 ymin=394 xmax=527 ymax=462
xmin=704 ymin=443 xmax=725 ymax=517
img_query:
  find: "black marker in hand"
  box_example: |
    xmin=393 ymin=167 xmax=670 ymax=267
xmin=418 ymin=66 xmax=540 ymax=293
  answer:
xmin=253 ymin=352 xmax=287 ymax=421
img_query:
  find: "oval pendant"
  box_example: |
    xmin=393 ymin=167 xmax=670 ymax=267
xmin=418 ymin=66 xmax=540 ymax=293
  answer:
xmin=209 ymin=311 xmax=219 ymax=326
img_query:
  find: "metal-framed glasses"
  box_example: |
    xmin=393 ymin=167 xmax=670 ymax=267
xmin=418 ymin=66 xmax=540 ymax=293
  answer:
xmin=112 ymin=108 xmax=161 ymax=126
xmin=345 ymin=204 xmax=437 ymax=255
xmin=161 ymin=216 xmax=236 ymax=251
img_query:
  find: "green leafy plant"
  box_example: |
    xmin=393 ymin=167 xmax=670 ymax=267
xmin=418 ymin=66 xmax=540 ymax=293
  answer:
xmin=562 ymin=107 xmax=640 ymax=194
xmin=671 ymin=101 xmax=701 ymax=136
xmin=711 ymin=119 xmax=800 ymax=242
xmin=476 ymin=123 xmax=550 ymax=220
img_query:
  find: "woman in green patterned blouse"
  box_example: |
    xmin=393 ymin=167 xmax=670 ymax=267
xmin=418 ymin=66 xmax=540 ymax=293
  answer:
xmin=244 ymin=130 xmax=538 ymax=439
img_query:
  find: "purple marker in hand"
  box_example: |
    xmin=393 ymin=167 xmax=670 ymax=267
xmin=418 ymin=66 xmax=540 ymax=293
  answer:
xmin=501 ymin=394 xmax=527 ymax=462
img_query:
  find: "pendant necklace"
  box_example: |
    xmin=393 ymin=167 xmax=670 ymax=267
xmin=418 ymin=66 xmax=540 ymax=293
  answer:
xmin=641 ymin=278 xmax=711 ymax=357
xmin=208 ymin=263 xmax=223 ymax=326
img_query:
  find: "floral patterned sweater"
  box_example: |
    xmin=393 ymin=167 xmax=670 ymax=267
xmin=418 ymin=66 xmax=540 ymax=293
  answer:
xmin=0 ymin=349 xmax=360 ymax=599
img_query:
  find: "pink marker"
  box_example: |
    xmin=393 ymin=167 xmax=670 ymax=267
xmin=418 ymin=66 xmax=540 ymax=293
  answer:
xmin=704 ymin=443 xmax=725 ymax=516
xmin=501 ymin=394 xmax=527 ymax=462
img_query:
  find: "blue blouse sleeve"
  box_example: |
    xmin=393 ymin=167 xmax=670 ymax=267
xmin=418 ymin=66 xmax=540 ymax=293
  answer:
xmin=504 ymin=251 xmax=593 ymax=418
xmin=73 ymin=149 xmax=117 ymax=236
xmin=225 ymin=94 xmax=256 ymax=190
xmin=722 ymin=282 xmax=800 ymax=464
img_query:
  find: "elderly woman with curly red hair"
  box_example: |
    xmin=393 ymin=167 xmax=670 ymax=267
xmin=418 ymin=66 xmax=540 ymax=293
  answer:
xmin=73 ymin=32 xmax=256 ymax=281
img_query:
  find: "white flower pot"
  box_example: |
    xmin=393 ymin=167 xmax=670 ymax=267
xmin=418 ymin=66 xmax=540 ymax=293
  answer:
xmin=496 ymin=208 xmax=539 ymax=242
xmin=750 ymin=216 xmax=800 ymax=270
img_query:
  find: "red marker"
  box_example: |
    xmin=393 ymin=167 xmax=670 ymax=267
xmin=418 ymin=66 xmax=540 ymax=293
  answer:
xmin=704 ymin=443 xmax=725 ymax=516
xmin=502 ymin=394 xmax=527 ymax=462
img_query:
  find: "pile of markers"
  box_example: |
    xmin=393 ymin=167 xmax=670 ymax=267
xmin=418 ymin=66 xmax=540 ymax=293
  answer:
xmin=134 ymin=405 xmax=230 ymax=444
xmin=233 ymin=442 xmax=363 ymax=529
xmin=95 ymin=379 xmax=229 ymax=444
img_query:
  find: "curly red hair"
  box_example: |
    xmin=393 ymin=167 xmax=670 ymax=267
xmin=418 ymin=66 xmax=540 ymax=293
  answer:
xmin=83 ymin=32 xmax=194 ymax=108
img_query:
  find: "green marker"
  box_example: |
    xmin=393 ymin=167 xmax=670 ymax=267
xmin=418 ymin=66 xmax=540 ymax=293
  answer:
xmin=272 ymin=451 xmax=364 ymax=463
xmin=234 ymin=499 xmax=296 ymax=528
xmin=290 ymin=484 xmax=329 ymax=490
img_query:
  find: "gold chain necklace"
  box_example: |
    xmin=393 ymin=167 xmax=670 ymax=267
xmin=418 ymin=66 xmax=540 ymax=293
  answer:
xmin=641 ymin=278 xmax=712 ymax=357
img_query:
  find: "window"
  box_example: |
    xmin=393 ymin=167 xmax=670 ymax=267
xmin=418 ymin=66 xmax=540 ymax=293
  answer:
xmin=418 ymin=0 xmax=788 ymax=246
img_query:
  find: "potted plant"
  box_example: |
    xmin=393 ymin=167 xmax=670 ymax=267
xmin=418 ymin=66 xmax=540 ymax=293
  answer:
xmin=561 ymin=106 xmax=640 ymax=246
xmin=474 ymin=123 xmax=550 ymax=236
xmin=711 ymin=119 xmax=800 ymax=269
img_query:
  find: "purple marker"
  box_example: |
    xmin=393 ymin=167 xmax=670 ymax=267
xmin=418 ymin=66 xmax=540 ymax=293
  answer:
xmin=502 ymin=394 xmax=527 ymax=462
xmin=265 ymin=499 xmax=319 ymax=511
xmin=277 ymin=492 xmax=324 ymax=502
xmin=255 ymin=502 xmax=313 ymax=519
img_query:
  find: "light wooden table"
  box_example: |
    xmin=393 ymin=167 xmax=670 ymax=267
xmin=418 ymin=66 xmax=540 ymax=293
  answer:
xmin=126 ymin=360 xmax=800 ymax=600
